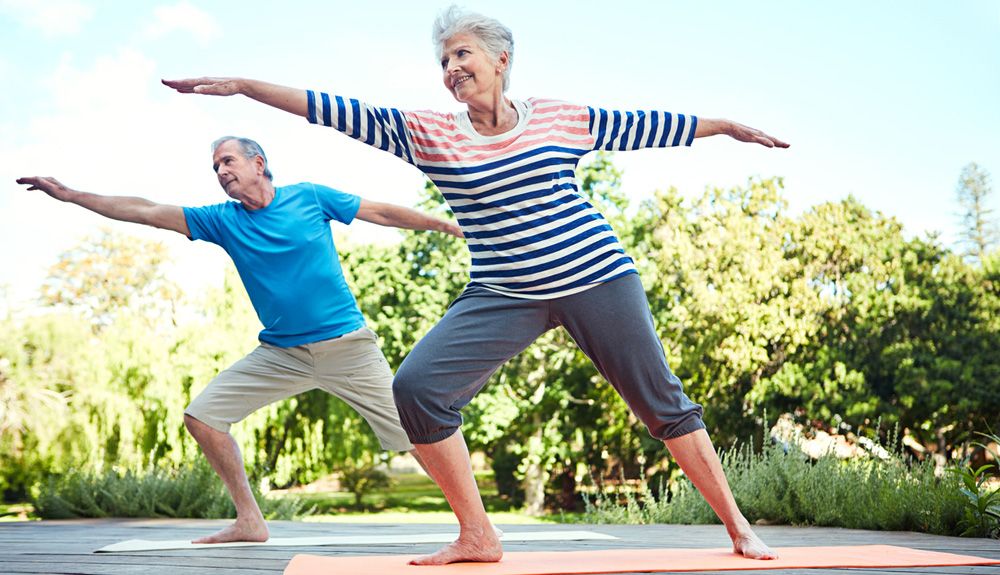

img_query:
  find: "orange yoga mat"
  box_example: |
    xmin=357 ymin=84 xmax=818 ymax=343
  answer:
xmin=284 ymin=544 xmax=1000 ymax=574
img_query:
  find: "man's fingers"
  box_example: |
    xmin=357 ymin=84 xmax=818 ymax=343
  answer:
xmin=757 ymin=132 xmax=790 ymax=149
xmin=16 ymin=177 xmax=42 ymax=191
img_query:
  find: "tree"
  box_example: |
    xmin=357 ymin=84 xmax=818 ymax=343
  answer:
xmin=956 ymin=162 xmax=998 ymax=263
xmin=40 ymin=227 xmax=181 ymax=328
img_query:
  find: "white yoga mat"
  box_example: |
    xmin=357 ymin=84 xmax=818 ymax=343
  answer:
xmin=95 ymin=530 xmax=618 ymax=553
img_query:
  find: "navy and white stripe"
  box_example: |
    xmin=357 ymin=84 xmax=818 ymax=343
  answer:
xmin=306 ymin=91 xmax=696 ymax=299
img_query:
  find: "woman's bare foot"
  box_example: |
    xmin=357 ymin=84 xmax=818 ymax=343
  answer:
xmin=730 ymin=528 xmax=777 ymax=559
xmin=409 ymin=526 xmax=502 ymax=565
xmin=192 ymin=519 xmax=269 ymax=544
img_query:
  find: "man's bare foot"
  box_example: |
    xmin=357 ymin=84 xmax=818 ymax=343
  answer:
xmin=410 ymin=527 xmax=502 ymax=565
xmin=731 ymin=530 xmax=777 ymax=560
xmin=192 ymin=520 xmax=269 ymax=544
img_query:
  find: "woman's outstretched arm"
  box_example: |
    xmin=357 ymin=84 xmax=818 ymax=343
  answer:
xmin=588 ymin=105 xmax=788 ymax=151
xmin=163 ymin=77 xmax=416 ymax=165
xmin=162 ymin=77 xmax=309 ymax=118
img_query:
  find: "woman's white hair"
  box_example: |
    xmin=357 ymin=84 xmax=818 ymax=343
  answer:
xmin=432 ymin=5 xmax=514 ymax=92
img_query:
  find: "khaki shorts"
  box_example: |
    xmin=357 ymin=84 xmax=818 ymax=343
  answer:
xmin=185 ymin=326 xmax=413 ymax=451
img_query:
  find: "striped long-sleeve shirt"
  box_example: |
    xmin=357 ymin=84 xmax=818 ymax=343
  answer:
xmin=306 ymin=91 xmax=697 ymax=300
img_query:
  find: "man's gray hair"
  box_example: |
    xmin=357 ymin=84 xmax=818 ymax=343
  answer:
xmin=432 ymin=5 xmax=514 ymax=92
xmin=211 ymin=136 xmax=273 ymax=181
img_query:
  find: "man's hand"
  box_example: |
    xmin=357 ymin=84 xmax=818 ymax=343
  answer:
xmin=724 ymin=121 xmax=789 ymax=149
xmin=161 ymin=77 xmax=244 ymax=96
xmin=16 ymin=176 xmax=76 ymax=202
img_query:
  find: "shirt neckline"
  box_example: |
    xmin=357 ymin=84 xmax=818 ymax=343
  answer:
xmin=243 ymin=185 xmax=281 ymax=213
xmin=454 ymin=99 xmax=530 ymax=144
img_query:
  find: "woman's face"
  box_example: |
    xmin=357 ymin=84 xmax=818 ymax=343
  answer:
xmin=440 ymin=32 xmax=504 ymax=104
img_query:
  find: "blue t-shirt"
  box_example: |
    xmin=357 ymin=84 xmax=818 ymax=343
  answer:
xmin=183 ymin=182 xmax=366 ymax=347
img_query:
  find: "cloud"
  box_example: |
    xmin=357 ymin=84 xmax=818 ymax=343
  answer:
xmin=0 ymin=0 xmax=94 ymax=37
xmin=144 ymin=1 xmax=220 ymax=45
xmin=1 ymin=47 xmax=230 ymax=309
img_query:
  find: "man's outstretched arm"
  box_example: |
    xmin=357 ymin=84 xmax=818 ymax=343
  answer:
xmin=356 ymin=199 xmax=463 ymax=238
xmin=162 ymin=77 xmax=309 ymax=120
xmin=16 ymin=177 xmax=190 ymax=237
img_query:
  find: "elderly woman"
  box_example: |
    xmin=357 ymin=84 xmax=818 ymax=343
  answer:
xmin=165 ymin=5 xmax=787 ymax=566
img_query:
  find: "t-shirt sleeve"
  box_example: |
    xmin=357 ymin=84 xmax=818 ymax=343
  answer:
xmin=305 ymin=90 xmax=416 ymax=166
xmin=183 ymin=203 xmax=227 ymax=244
xmin=311 ymin=183 xmax=361 ymax=225
xmin=587 ymin=106 xmax=698 ymax=151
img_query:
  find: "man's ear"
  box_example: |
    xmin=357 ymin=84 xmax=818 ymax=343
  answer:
xmin=255 ymin=155 xmax=266 ymax=176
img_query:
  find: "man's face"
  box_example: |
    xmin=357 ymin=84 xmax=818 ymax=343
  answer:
xmin=212 ymin=140 xmax=262 ymax=200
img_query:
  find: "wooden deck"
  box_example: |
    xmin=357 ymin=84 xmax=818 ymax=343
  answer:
xmin=2 ymin=519 xmax=998 ymax=574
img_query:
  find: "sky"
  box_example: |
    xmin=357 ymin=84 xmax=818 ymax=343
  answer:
xmin=2 ymin=0 xmax=999 ymax=312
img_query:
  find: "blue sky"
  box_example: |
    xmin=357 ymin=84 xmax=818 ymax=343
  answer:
xmin=2 ymin=1 xmax=998 ymax=310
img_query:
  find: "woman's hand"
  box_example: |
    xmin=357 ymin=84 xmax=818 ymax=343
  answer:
xmin=725 ymin=120 xmax=789 ymax=148
xmin=696 ymin=118 xmax=789 ymax=148
xmin=161 ymin=77 xmax=245 ymax=96
xmin=161 ymin=77 xmax=309 ymax=119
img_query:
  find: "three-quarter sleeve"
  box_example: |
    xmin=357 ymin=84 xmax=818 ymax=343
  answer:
xmin=587 ymin=106 xmax=697 ymax=151
xmin=306 ymin=90 xmax=416 ymax=165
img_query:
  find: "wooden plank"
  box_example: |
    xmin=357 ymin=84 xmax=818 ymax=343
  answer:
xmin=1 ymin=561 xmax=279 ymax=575
xmin=2 ymin=519 xmax=998 ymax=575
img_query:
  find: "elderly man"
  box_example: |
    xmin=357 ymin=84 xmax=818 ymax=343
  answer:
xmin=17 ymin=136 xmax=462 ymax=544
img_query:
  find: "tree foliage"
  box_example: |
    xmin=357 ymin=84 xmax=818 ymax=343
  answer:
xmin=956 ymin=162 xmax=998 ymax=263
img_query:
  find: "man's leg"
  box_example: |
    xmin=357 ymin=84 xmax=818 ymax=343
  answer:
xmin=184 ymin=343 xmax=312 ymax=543
xmin=555 ymin=274 xmax=775 ymax=559
xmin=392 ymin=286 xmax=548 ymax=565
xmin=184 ymin=414 xmax=268 ymax=543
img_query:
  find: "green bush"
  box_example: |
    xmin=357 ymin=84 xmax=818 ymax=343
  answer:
xmin=583 ymin=434 xmax=976 ymax=537
xmin=34 ymin=459 xmax=308 ymax=520
xmin=338 ymin=463 xmax=391 ymax=508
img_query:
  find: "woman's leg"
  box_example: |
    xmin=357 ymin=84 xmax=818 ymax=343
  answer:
xmin=554 ymin=274 xmax=775 ymax=559
xmin=392 ymin=286 xmax=550 ymax=564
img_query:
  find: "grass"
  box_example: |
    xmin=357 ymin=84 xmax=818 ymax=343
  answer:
xmin=581 ymin=433 xmax=975 ymax=536
xmin=303 ymin=511 xmax=559 ymax=524
xmin=280 ymin=471 xmax=569 ymax=523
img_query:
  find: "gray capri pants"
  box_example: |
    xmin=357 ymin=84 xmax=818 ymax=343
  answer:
xmin=393 ymin=273 xmax=704 ymax=444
